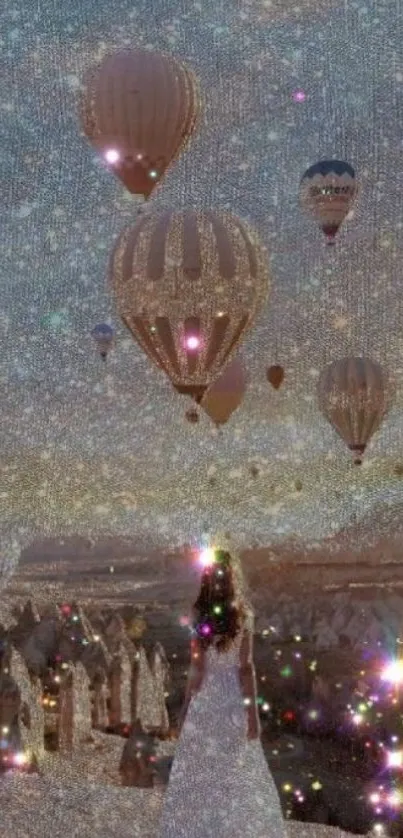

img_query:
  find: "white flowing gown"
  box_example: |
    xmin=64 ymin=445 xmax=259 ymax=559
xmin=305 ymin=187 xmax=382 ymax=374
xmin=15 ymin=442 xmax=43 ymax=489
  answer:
xmin=158 ymin=626 xmax=286 ymax=838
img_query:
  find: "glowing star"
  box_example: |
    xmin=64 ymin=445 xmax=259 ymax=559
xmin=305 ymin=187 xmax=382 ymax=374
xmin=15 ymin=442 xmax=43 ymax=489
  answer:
xmin=199 ymin=547 xmax=215 ymax=568
xmin=13 ymin=752 xmax=27 ymax=766
xmin=104 ymin=148 xmax=120 ymax=164
xmin=381 ymin=660 xmax=403 ymax=684
xmin=185 ymin=335 xmax=200 ymax=350
xmin=292 ymin=90 xmax=306 ymax=102
xmin=386 ymin=750 xmax=403 ymax=768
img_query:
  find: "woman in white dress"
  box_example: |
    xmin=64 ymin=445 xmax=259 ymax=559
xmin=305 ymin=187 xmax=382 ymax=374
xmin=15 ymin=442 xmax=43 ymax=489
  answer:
xmin=158 ymin=548 xmax=286 ymax=838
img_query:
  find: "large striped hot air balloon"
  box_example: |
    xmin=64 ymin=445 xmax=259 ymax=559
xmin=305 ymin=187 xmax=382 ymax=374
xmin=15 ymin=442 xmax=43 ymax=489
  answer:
xmin=300 ymin=160 xmax=357 ymax=244
xmin=80 ymin=49 xmax=201 ymax=198
xmin=110 ymin=208 xmax=269 ymax=402
xmin=317 ymin=357 xmax=392 ymax=464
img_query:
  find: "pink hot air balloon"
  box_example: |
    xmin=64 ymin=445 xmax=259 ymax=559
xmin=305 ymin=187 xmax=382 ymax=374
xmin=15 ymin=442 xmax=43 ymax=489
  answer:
xmin=201 ymin=358 xmax=247 ymax=426
xmin=80 ymin=49 xmax=201 ymax=199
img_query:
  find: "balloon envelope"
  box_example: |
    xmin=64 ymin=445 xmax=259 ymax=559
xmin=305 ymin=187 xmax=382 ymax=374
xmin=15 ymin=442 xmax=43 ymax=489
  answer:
xmin=300 ymin=160 xmax=357 ymax=243
xmin=110 ymin=208 xmax=269 ymax=402
xmin=317 ymin=356 xmax=392 ymax=463
xmin=91 ymin=323 xmax=114 ymax=358
xmin=266 ymin=364 xmax=284 ymax=389
xmin=201 ymin=358 xmax=247 ymax=425
xmin=80 ymin=49 xmax=201 ymax=198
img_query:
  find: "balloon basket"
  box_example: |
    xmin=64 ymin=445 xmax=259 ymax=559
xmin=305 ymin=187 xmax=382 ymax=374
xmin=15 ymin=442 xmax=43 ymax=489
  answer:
xmin=213 ymin=425 xmax=223 ymax=438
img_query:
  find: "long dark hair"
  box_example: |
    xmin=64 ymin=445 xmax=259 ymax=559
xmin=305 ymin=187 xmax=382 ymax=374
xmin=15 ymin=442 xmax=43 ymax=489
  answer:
xmin=192 ymin=550 xmax=244 ymax=652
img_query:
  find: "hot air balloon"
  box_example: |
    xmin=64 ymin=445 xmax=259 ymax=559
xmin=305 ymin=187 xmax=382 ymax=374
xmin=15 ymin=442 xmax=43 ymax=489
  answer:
xmin=91 ymin=323 xmax=114 ymax=360
xmin=300 ymin=160 xmax=357 ymax=244
xmin=317 ymin=357 xmax=392 ymax=464
xmin=80 ymin=49 xmax=201 ymax=199
xmin=110 ymin=208 xmax=269 ymax=403
xmin=201 ymin=357 xmax=247 ymax=426
xmin=266 ymin=364 xmax=284 ymax=390
xmin=186 ymin=408 xmax=200 ymax=424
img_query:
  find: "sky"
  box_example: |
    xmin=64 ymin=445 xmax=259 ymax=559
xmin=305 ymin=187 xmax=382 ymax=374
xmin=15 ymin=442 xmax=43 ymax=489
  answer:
xmin=2 ymin=0 xmax=403 ymax=575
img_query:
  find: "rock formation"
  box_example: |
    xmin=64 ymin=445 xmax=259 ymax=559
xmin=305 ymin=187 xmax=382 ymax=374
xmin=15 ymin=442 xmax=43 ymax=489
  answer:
xmin=91 ymin=668 xmax=109 ymax=730
xmin=108 ymin=644 xmax=132 ymax=728
xmin=58 ymin=662 xmax=92 ymax=753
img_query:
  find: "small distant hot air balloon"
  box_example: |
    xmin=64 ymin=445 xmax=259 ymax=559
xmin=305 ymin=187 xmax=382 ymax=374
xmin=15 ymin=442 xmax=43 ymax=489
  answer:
xmin=267 ymin=364 xmax=284 ymax=390
xmin=317 ymin=357 xmax=393 ymax=464
xmin=300 ymin=160 xmax=357 ymax=244
xmin=80 ymin=49 xmax=201 ymax=199
xmin=186 ymin=408 xmax=199 ymax=424
xmin=110 ymin=208 xmax=269 ymax=403
xmin=201 ymin=357 xmax=247 ymax=427
xmin=91 ymin=323 xmax=115 ymax=360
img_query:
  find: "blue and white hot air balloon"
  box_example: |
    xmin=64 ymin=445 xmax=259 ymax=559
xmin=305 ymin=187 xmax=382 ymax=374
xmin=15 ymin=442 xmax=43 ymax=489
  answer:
xmin=300 ymin=160 xmax=357 ymax=244
xmin=91 ymin=323 xmax=115 ymax=360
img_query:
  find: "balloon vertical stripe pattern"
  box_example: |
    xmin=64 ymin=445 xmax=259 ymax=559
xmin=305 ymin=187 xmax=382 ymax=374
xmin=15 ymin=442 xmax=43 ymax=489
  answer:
xmin=80 ymin=49 xmax=201 ymax=198
xmin=110 ymin=208 xmax=269 ymax=401
xmin=317 ymin=357 xmax=392 ymax=464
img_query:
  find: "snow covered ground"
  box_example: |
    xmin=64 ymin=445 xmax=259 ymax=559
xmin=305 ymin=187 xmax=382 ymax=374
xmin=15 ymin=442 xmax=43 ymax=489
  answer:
xmin=0 ymin=770 xmax=364 ymax=838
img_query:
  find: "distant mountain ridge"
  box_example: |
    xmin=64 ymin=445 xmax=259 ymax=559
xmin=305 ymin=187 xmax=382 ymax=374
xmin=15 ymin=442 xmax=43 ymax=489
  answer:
xmin=18 ymin=499 xmax=403 ymax=574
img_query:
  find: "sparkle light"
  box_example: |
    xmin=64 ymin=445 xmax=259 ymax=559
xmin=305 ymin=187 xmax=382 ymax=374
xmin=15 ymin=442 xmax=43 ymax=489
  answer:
xmin=199 ymin=547 xmax=215 ymax=568
xmin=292 ymin=89 xmax=306 ymax=102
xmin=13 ymin=751 xmax=27 ymax=767
xmin=104 ymin=148 xmax=120 ymax=164
xmin=386 ymin=749 xmax=403 ymax=768
xmin=381 ymin=661 xmax=403 ymax=685
xmin=185 ymin=335 xmax=200 ymax=351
